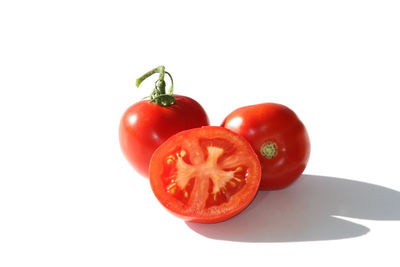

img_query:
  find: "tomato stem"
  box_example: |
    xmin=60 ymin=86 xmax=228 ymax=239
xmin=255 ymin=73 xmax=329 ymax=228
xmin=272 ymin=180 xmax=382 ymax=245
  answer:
xmin=136 ymin=65 xmax=175 ymax=106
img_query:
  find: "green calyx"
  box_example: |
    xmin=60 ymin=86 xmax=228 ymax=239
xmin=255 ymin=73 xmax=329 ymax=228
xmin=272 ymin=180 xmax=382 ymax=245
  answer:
xmin=136 ymin=65 xmax=175 ymax=107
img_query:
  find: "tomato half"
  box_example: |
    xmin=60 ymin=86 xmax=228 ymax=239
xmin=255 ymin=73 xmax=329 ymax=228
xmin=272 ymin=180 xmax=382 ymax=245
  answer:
xmin=222 ymin=103 xmax=310 ymax=190
xmin=149 ymin=126 xmax=261 ymax=223
xmin=119 ymin=94 xmax=209 ymax=177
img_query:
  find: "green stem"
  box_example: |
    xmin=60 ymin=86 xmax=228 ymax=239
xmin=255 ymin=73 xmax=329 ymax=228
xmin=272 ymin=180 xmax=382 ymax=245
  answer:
xmin=136 ymin=65 xmax=165 ymax=88
xmin=165 ymin=71 xmax=174 ymax=94
xmin=135 ymin=65 xmax=175 ymax=106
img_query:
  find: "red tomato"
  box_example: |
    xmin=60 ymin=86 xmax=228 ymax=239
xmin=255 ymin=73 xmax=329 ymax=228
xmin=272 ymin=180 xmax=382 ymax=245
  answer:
xmin=119 ymin=66 xmax=209 ymax=177
xmin=222 ymin=103 xmax=310 ymax=190
xmin=119 ymin=95 xmax=209 ymax=177
xmin=149 ymin=126 xmax=261 ymax=223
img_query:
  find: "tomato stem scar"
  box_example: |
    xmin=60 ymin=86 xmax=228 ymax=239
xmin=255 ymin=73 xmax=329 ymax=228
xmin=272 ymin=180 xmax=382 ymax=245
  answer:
xmin=260 ymin=141 xmax=278 ymax=159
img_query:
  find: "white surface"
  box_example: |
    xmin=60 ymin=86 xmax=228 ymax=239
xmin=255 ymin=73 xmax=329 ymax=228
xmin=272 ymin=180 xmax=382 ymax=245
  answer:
xmin=1 ymin=0 xmax=400 ymax=266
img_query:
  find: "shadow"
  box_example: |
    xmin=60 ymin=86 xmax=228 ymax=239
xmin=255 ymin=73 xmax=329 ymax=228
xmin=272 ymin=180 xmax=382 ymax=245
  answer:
xmin=186 ymin=174 xmax=400 ymax=242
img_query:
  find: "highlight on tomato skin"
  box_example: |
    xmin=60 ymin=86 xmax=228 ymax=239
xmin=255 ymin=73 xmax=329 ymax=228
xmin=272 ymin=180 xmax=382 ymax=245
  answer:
xmin=222 ymin=103 xmax=311 ymax=191
xmin=148 ymin=126 xmax=261 ymax=223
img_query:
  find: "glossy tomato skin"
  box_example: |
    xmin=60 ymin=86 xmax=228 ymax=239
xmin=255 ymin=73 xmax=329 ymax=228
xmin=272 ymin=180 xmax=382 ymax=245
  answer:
xmin=149 ymin=126 xmax=261 ymax=223
xmin=222 ymin=103 xmax=310 ymax=190
xmin=119 ymin=95 xmax=209 ymax=177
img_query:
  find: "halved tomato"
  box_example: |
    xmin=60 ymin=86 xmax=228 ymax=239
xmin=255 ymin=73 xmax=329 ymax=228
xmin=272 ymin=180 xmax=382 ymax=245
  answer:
xmin=149 ymin=126 xmax=261 ymax=223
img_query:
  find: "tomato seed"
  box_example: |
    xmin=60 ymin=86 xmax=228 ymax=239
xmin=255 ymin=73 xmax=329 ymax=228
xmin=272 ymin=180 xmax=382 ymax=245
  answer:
xmin=167 ymin=182 xmax=176 ymax=190
xmin=220 ymin=187 xmax=226 ymax=194
xmin=180 ymin=150 xmax=186 ymax=157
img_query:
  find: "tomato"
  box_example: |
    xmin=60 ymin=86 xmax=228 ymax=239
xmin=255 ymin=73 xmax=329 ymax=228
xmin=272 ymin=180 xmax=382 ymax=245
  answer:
xmin=119 ymin=95 xmax=209 ymax=177
xmin=149 ymin=126 xmax=261 ymax=223
xmin=222 ymin=103 xmax=310 ymax=190
xmin=119 ymin=66 xmax=209 ymax=177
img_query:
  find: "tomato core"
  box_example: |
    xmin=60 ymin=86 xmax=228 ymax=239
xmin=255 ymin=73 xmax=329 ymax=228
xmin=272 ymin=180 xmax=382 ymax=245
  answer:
xmin=161 ymin=140 xmax=248 ymax=210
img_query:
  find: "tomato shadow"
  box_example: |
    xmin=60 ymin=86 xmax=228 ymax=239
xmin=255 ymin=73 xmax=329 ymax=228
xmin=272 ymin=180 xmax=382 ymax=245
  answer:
xmin=186 ymin=174 xmax=400 ymax=242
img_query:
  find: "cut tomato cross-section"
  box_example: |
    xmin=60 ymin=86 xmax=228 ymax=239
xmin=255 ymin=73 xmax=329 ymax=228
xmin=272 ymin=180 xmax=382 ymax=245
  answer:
xmin=149 ymin=126 xmax=261 ymax=223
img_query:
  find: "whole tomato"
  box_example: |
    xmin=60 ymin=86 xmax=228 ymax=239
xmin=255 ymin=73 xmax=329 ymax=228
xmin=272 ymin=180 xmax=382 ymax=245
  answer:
xmin=222 ymin=103 xmax=310 ymax=190
xmin=119 ymin=66 xmax=209 ymax=177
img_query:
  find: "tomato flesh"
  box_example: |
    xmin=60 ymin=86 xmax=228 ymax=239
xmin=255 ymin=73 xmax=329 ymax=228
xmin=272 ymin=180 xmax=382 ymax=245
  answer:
xmin=149 ymin=126 xmax=261 ymax=223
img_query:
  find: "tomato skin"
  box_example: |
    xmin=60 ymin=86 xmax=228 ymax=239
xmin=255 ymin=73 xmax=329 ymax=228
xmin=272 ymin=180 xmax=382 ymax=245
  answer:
xmin=149 ymin=126 xmax=261 ymax=223
xmin=222 ymin=103 xmax=310 ymax=190
xmin=119 ymin=95 xmax=209 ymax=177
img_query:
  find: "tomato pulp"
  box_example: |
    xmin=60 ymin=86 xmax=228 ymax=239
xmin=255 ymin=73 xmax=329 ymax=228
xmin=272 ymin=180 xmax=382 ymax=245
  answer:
xmin=222 ymin=103 xmax=310 ymax=190
xmin=149 ymin=126 xmax=261 ymax=223
xmin=119 ymin=95 xmax=209 ymax=177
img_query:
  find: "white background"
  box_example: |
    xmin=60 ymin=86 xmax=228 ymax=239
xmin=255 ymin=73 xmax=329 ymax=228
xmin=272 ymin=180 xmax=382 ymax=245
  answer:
xmin=1 ymin=0 xmax=400 ymax=266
